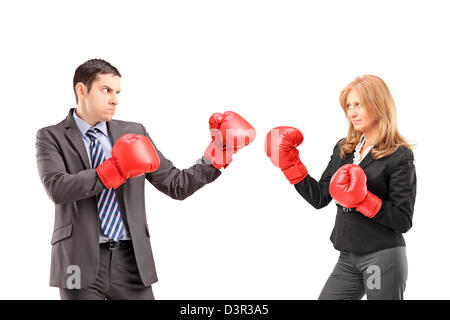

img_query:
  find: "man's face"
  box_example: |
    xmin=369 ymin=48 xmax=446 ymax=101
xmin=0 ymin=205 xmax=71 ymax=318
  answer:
xmin=83 ymin=73 xmax=121 ymax=123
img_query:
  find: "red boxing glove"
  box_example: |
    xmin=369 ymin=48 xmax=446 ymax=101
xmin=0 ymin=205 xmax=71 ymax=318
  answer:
xmin=97 ymin=134 xmax=160 ymax=189
xmin=329 ymin=164 xmax=382 ymax=218
xmin=264 ymin=126 xmax=308 ymax=184
xmin=204 ymin=111 xmax=256 ymax=169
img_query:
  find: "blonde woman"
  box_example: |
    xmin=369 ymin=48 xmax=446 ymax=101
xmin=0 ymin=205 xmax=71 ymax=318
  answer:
xmin=265 ymin=75 xmax=416 ymax=300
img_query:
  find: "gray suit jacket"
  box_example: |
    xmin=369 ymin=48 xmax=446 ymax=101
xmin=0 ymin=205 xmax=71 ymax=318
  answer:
xmin=36 ymin=108 xmax=221 ymax=288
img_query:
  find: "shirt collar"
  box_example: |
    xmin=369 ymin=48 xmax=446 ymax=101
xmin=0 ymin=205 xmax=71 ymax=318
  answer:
xmin=73 ymin=109 xmax=108 ymax=137
xmin=354 ymin=133 xmax=375 ymax=163
xmin=355 ymin=134 xmax=365 ymax=153
xmin=355 ymin=134 xmax=375 ymax=151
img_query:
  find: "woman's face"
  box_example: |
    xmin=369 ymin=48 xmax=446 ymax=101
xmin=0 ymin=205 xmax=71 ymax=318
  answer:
xmin=346 ymin=89 xmax=378 ymax=135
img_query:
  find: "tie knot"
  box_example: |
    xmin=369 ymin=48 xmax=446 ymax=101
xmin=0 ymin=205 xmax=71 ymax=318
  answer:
xmin=86 ymin=128 xmax=98 ymax=142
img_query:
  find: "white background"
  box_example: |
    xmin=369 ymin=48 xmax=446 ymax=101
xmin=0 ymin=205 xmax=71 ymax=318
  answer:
xmin=0 ymin=0 xmax=449 ymax=299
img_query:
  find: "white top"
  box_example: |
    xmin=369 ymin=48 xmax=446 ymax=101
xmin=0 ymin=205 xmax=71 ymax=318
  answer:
xmin=353 ymin=134 xmax=374 ymax=165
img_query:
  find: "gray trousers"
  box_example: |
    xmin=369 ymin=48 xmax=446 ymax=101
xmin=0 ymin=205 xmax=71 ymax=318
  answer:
xmin=59 ymin=244 xmax=155 ymax=300
xmin=319 ymin=246 xmax=408 ymax=300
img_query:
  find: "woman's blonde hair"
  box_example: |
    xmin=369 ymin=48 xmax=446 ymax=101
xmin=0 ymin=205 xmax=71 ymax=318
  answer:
xmin=339 ymin=75 xmax=412 ymax=159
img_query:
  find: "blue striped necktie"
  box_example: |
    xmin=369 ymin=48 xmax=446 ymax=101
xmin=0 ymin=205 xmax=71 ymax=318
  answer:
xmin=86 ymin=128 xmax=124 ymax=242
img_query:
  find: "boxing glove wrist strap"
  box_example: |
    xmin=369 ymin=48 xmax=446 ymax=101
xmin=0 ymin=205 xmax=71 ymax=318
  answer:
xmin=96 ymin=158 xmax=126 ymax=189
xmin=357 ymin=191 xmax=382 ymax=219
xmin=282 ymin=161 xmax=308 ymax=185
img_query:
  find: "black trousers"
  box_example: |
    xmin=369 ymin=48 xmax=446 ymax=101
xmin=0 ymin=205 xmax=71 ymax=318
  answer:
xmin=60 ymin=241 xmax=155 ymax=300
xmin=319 ymin=246 xmax=408 ymax=300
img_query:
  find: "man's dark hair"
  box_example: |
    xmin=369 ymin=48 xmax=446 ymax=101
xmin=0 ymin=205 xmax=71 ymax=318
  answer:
xmin=73 ymin=59 xmax=121 ymax=103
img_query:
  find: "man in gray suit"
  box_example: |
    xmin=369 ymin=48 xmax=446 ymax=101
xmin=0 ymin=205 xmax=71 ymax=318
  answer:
xmin=35 ymin=59 xmax=255 ymax=300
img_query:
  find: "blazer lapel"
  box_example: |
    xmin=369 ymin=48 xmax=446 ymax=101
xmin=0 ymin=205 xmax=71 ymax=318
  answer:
xmin=341 ymin=152 xmax=354 ymax=166
xmin=64 ymin=109 xmax=91 ymax=169
xmin=337 ymin=149 xmax=376 ymax=169
xmin=107 ymin=120 xmax=122 ymax=145
xmin=358 ymin=149 xmax=376 ymax=169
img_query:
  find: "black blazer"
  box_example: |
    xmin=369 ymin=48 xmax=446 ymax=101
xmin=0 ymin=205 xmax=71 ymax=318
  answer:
xmin=294 ymin=139 xmax=416 ymax=254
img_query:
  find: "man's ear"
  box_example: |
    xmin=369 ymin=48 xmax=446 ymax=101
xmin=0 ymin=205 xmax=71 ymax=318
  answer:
xmin=75 ymin=82 xmax=87 ymax=101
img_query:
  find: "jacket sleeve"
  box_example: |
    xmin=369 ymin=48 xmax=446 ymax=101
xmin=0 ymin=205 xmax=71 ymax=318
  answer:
xmin=35 ymin=128 xmax=106 ymax=204
xmin=143 ymin=124 xmax=221 ymax=200
xmin=293 ymin=142 xmax=341 ymax=209
xmin=371 ymin=148 xmax=416 ymax=233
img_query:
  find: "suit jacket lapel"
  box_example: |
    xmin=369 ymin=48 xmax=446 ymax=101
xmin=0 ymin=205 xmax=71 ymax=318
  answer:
xmin=338 ymin=149 xmax=376 ymax=169
xmin=341 ymin=151 xmax=354 ymax=166
xmin=107 ymin=120 xmax=122 ymax=145
xmin=358 ymin=150 xmax=376 ymax=169
xmin=64 ymin=109 xmax=91 ymax=169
